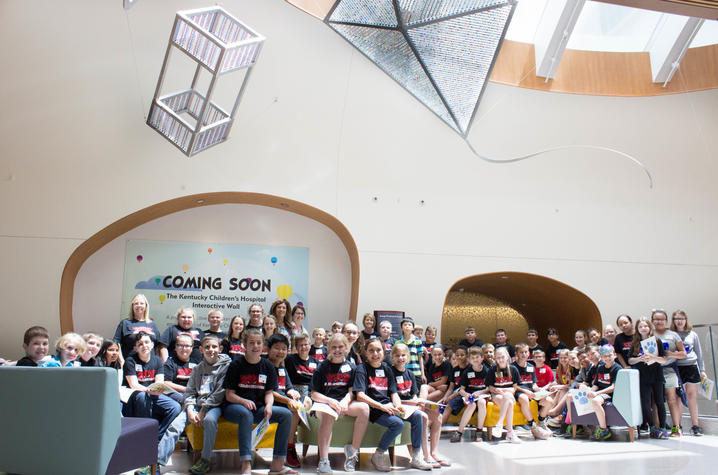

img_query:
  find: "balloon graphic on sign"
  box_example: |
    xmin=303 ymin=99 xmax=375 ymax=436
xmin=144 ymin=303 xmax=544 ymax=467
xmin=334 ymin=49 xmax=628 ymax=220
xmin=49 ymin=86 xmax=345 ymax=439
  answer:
xmin=182 ymin=264 xmax=189 ymax=272
xmin=271 ymin=256 xmax=278 ymax=265
xmin=208 ymin=248 xmax=212 ymax=254
xmin=136 ymin=255 xmax=143 ymax=262
xmin=222 ymin=259 xmax=228 ymax=265
xmin=158 ymin=295 xmax=166 ymax=303
xmin=277 ymin=285 xmax=293 ymax=300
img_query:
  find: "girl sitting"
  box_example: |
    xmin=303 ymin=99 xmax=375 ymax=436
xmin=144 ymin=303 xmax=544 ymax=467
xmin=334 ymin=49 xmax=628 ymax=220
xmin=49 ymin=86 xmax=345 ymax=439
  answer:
xmin=487 ymin=347 xmax=520 ymax=443
xmin=98 ymin=339 xmax=121 ymax=370
xmin=39 ymin=332 xmax=86 ymax=368
xmin=355 ymin=338 xmax=431 ymax=472
xmin=222 ymin=328 xmax=296 ymax=475
xmin=451 ymin=346 xmax=489 ymax=443
xmin=310 ymin=333 xmax=369 ymax=473
xmin=424 ymin=345 xmax=450 ymax=401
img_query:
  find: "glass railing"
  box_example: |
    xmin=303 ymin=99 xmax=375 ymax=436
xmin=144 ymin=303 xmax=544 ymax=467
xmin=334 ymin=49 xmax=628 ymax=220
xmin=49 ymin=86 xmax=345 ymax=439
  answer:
xmin=690 ymin=324 xmax=718 ymax=417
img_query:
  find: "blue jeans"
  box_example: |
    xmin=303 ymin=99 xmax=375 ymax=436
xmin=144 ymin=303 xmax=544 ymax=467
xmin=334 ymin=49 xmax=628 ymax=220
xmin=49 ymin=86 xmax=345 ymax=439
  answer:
xmin=223 ymin=404 xmax=292 ymax=461
xmin=156 ymin=406 xmax=222 ymax=464
xmin=374 ymin=412 xmax=421 ymax=452
xmin=122 ymin=391 xmax=182 ymax=439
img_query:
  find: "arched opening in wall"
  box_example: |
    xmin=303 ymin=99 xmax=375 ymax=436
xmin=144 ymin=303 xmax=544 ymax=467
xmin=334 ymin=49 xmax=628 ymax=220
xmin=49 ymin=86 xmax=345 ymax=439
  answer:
xmin=60 ymin=192 xmax=360 ymax=335
xmin=441 ymin=272 xmax=601 ymax=350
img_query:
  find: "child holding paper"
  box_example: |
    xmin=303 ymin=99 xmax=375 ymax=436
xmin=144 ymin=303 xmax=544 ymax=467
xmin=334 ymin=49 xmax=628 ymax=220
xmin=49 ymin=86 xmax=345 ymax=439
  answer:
xmin=354 ymin=338 xmax=432 ymax=471
xmin=451 ymin=346 xmax=489 ymax=443
xmin=310 ymin=332 xmax=369 ymax=473
xmin=222 ymin=328 xmax=296 ymax=475
xmin=629 ymin=317 xmax=669 ymax=439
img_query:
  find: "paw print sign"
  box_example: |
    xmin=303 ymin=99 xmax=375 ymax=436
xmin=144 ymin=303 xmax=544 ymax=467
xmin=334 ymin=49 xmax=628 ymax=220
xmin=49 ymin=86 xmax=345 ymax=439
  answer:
xmin=574 ymin=390 xmax=589 ymax=405
xmin=644 ymin=339 xmax=657 ymax=355
xmin=572 ymin=389 xmax=595 ymax=416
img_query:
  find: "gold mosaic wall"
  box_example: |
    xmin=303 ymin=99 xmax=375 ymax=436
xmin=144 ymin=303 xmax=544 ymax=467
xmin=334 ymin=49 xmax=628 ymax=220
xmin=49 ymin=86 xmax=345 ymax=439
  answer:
xmin=441 ymin=291 xmax=528 ymax=348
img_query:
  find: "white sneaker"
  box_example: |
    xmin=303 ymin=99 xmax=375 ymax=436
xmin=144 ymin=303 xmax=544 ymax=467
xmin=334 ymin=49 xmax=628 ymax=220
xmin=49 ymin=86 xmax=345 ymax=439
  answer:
xmin=492 ymin=425 xmax=503 ymax=439
xmin=318 ymin=457 xmax=333 ymax=474
xmin=410 ymin=453 xmax=433 ymax=471
xmin=343 ymin=444 xmax=358 ymax=472
xmin=531 ymin=423 xmax=550 ymax=440
xmin=537 ymin=419 xmax=549 ymax=431
xmin=371 ymin=451 xmax=391 ymax=472
xmin=506 ymin=430 xmax=522 ymax=444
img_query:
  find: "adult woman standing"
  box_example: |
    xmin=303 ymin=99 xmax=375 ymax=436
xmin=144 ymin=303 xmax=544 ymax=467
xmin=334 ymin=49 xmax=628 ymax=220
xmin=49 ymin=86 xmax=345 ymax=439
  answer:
xmin=290 ymin=305 xmax=309 ymax=339
xmin=652 ymin=309 xmax=687 ymax=437
xmin=671 ymin=310 xmax=706 ymax=436
xmin=270 ymin=299 xmax=293 ymax=343
xmin=612 ymin=315 xmax=634 ymax=368
xmin=113 ymin=294 xmax=160 ymax=364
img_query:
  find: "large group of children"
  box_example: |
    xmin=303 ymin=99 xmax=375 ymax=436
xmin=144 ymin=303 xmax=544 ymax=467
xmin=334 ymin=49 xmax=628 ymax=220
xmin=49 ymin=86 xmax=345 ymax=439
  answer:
xmin=1 ymin=296 xmax=710 ymax=475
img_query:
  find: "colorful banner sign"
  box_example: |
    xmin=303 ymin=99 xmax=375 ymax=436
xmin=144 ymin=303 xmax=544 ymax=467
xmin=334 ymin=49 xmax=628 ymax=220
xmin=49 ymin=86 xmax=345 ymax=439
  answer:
xmin=122 ymin=239 xmax=309 ymax=333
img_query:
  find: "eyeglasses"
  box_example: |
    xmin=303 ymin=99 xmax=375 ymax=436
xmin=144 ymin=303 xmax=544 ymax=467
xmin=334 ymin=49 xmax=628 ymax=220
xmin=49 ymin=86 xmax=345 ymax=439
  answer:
xmin=176 ymin=344 xmax=193 ymax=349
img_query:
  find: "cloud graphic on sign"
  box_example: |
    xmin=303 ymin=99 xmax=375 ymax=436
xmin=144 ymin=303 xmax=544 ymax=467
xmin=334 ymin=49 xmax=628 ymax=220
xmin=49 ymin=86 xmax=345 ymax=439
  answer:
xmin=134 ymin=275 xmax=167 ymax=290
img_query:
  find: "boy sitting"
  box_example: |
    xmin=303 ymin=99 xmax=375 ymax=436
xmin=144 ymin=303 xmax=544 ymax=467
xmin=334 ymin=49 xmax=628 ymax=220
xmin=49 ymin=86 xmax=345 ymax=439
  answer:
xmin=512 ymin=343 xmax=552 ymax=439
xmin=158 ymin=334 xmax=231 ymax=474
xmin=17 ymin=326 xmax=50 ymax=366
xmin=162 ymin=334 xmax=198 ymax=404
xmin=588 ymin=345 xmax=620 ymax=441
xmin=308 ymin=327 xmax=327 ymax=362
xmin=458 ymin=327 xmax=483 ymax=349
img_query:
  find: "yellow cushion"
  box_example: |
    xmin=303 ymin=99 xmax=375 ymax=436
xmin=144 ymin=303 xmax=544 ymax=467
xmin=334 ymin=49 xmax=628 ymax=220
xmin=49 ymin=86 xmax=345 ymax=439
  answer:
xmin=186 ymin=416 xmax=278 ymax=450
xmin=446 ymin=401 xmax=538 ymax=427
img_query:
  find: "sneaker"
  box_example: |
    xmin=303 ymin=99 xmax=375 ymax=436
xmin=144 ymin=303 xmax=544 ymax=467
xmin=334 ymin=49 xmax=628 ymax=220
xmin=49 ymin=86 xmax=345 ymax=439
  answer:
xmin=531 ymin=423 xmax=550 ymax=440
xmin=473 ymin=430 xmax=483 ymax=442
xmin=640 ymin=425 xmax=651 ymax=437
xmin=546 ymin=416 xmax=562 ymax=428
xmin=537 ymin=419 xmax=549 ymax=432
xmin=600 ymin=428 xmax=612 ymax=441
xmin=318 ymin=457 xmax=333 ymax=474
xmin=593 ymin=427 xmax=603 ymax=440
xmin=410 ymin=453 xmax=433 ymax=471
xmin=650 ymin=426 xmax=661 ymax=439
xmin=134 ymin=467 xmax=152 ymax=475
xmin=491 ymin=425 xmax=503 ymax=439
xmin=518 ymin=424 xmax=531 ymax=431
xmin=343 ymin=444 xmax=358 ymax=472
xmin=450 ymin=430 xmax=462 ymax=443
xmin=691 ymin=425 xmax=704 ymax=436
xmin=189 ymin=457 xmax=212 ymax=475
xmin=371 ymin=451 xmax=391 ymax=472
xmin=575 ymin=425 xmax=585 ymax=436
xmin=287 ymin=444 xmax=301 ymax=468
xmin=670 ymin=426 xmax=682 ymax=438
xmin=505 ymin=430 xmax=522 ymax=444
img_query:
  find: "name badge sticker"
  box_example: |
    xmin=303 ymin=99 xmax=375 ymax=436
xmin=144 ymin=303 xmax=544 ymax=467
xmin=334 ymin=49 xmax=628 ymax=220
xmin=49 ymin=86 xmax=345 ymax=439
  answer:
xmin=527 ymin=366 xmax=534 ymax=373
xmin=468 ymin=372 xmax=475 ymax=378
xmin=376 ymin=369 xmax=385 ymax=377
xmin=279 ymin=368 xmax=286 ymax=376
xmin=135 ymin=365 xmax=143 ymax=372
xmin=396 ymin=376 xmax=404 ymax=384
xmin=258 ymin=374 xmax=267 ymax=383
xmin=341 ymin=364 xmax=351 ymax=373
xmin=309 ymin=362 xmax=317 ymax=369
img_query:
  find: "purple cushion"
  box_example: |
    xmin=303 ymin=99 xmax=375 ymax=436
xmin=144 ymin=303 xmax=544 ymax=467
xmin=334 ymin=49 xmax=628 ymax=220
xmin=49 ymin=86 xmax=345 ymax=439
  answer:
xmin=105 ymin=417 xmax=158 ymax=475
xmin=571 ymin=402 xmax=626 ymax=426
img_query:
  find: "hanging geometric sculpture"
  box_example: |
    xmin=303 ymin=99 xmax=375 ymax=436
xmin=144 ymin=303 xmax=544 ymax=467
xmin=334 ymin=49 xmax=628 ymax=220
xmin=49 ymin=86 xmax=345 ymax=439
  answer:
xmin=147 ymin=7 xmax=265 ymax=156
xmin=324 ymin=0 xmax=516 ymax=136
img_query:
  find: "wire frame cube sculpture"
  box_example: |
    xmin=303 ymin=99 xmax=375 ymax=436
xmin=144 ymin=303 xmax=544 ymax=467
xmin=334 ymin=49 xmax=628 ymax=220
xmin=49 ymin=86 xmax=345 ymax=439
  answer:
xmin=325 ymin=0 xmax=516 ymax=137
xmin=147 ymin=7 xmax=265 ymax=156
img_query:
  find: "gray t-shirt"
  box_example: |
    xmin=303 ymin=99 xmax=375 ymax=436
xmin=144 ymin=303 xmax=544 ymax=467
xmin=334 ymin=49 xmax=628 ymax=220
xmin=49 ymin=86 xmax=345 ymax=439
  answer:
xmin=677 ymin=330 xmax=704 ymax=371
xmin=654 ymin=329 xmax=682 ymax=369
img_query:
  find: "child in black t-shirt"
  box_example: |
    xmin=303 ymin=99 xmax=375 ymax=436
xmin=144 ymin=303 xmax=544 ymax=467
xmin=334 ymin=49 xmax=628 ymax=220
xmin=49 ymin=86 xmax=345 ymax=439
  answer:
xmin=162 ymin=334 xmax=197 ymax=404
xmin=222 ymin=328 xmax=296 ymax=475
xmin=422 ymin=325 xmax=438 ymax=365
xmin=310 ymin=332 xmax=369 ymax=473
xmin=308 ymin=327 xmax=327 ymax=362
xmin=512 ymin=343 xmax=552 ymax=440
xmin=98 ymin=339 xmax=122 ymax=370
xmin=441 ymin=345 xmax=468 ymax=411
xmin=79 ymin=333 xmax=103 ymax=367
xmin=390 ymin=342 xmax=447 ymax=468
xmin=424 ymin=345 xmax=451 ymax=401
xmin=355 ymin=338 xmax=432 ymax=471
xmin=628 ymin=317 xmax=669 ymax=438
xmin=494 ymin=329 xmax=515 ymax=359
xmin=546 ymin=328 xmax=569 ymax=369
xmin=526 ymin=329 xmax=544 ymax=364
xmin=458 ymin=326 xmax=483 ymax=349
xmin=613 ymin=314 xmax=635 ymax=368
xmin=451 ymin=346 xmax=490 ymax=443
xmin=575 ymin=345 xmax=620 ymax=441
xmin=205 ymin=309 xmax=226 ymax=340
xmin=16 ymin=326 xmax=50 ymax=367
xmin=122 ymin=332 xmax=182 ymax=441
xmin=221 ymin=315 xmax=245 ymax=361
xmin=158 ymin=307 xmax=204 ymax=364
xmin=361 ymin=313 xmax=378 ymax=341
xmin=285 ymin=333 xmax=319 ymax=399
xmin=487 ymin=347 xmax=521 ymax=443
xmin=267 ymin=333 xmax=308 ymax=469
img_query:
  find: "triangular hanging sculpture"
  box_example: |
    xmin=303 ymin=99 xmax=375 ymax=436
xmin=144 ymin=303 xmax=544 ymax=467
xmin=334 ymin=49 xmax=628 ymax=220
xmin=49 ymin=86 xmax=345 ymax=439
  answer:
xmin=325 ymin=0 xmax=516 ymax=136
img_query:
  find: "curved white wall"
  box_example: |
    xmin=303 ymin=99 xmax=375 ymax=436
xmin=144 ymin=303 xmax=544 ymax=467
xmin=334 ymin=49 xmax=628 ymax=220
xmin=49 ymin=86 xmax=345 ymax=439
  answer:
xmin=72 ymin=204 xmax=352 ymax=339
xmin=1 ymin=0 xmax=717 ymax=357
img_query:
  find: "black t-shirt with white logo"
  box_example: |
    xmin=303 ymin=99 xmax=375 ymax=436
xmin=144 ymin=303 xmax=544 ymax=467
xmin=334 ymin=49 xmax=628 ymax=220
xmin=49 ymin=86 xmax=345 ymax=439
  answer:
xmin=512 ymin=361 xmax=537 ymax=390
xmin=425 ymin=360 xmax=451 ymax=384
xmin=391 ymin=365 xmax=418 ymax=400
xmin=486 ymin=365 xmax=520 ymax=389
xmin=221 ymin=337 xmax=245 ymax=361
xmin=310 ymin=359 xmax=355 ymax=401
xmin=459 ymin=365 xmax=490 ymax=392
xmin=224 ymin=356 xmax=278 ymax=405
xmin=123 ymin=353 xmax=163 ymax=387
xmin=354 ymin=361 xmax=397 ymax=422
xmin=593 ymin=361 xmax=620 ymax=396
xmin=308 ymin=345 xmax=327 ymax=362
xmin=285 ymin=353 xmax=318 ymax=386
xmin=613 ymin=333 xmax=633 ymax=365
xmin=274 ymin=363 xmax=294 ymax=398
xmin=163 ymin=358 xmax=196 ymax=387
xmin=528 ymin=344 xmax=544 ymax=364
xmin=113 ymin=319 xmax=161 ymax=359
xmin=451 ymin=364 xmax=468 ymax=386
